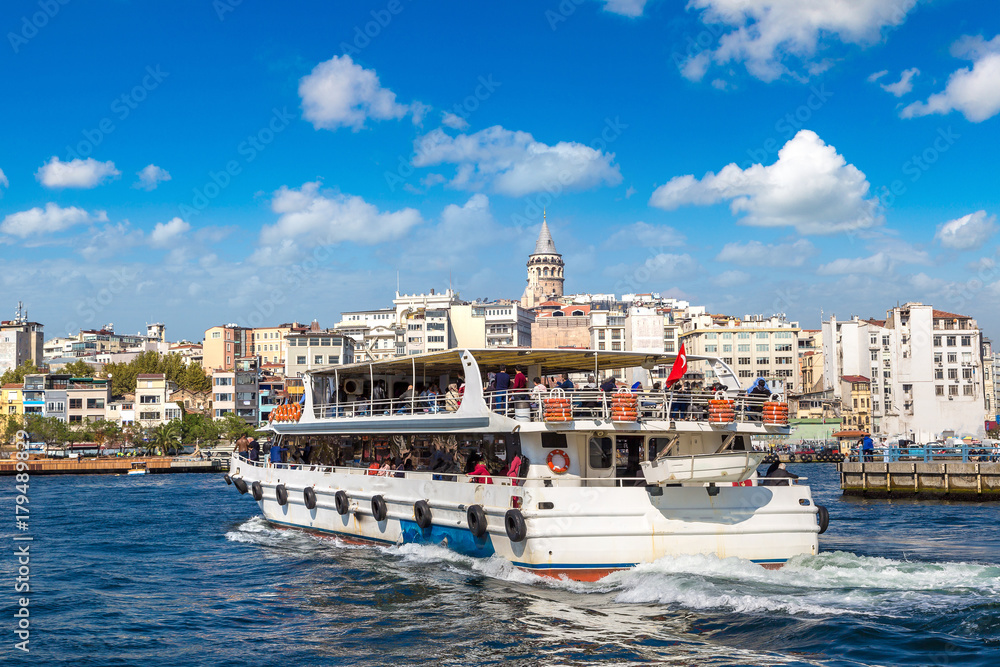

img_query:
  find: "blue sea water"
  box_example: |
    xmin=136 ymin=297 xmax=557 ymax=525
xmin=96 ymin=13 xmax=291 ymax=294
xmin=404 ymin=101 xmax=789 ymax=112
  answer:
xmin=2 ymin=464 xmax=999 ymax=666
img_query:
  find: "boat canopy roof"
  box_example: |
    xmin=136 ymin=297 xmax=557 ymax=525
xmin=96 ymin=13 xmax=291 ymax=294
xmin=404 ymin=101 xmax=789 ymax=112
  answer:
xmin=309 ymin=348 xmax=715 ymax=378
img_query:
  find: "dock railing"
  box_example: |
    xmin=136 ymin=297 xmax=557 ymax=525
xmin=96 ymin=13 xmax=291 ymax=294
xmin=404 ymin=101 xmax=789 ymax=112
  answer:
xmin=849 ymin=444 xmax=1000 ymax=463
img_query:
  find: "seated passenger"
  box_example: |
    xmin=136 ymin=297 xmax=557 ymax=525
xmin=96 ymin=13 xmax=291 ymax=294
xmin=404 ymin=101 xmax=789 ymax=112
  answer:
xmin=759 ymin=461 xmax=799 ymax=486
xmin=445 ymin=383 xmax=461 ymax=412
xmin=505 ymin=452 xmax=522 ymax=485
xmin=468 ymin=452 xmax=493 ymax=484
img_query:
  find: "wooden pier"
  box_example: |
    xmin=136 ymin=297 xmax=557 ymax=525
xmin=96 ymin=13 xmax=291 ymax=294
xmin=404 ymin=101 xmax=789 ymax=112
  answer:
xmin=0 ymin=456 xmax=227 ymax=476
xmin=839 ymin=461 xmax=1000 ymax=500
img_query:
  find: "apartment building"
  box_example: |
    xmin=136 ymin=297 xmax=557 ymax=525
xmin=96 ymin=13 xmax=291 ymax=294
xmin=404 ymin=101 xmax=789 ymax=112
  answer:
xmin=249 ymin=322 xmax=308 ymax=366
xmin=336 ymin=308 xmax=401 ymax=361
xmin=1 ymin=312 xmax=44 ymax=373
xmin=203 ymin=324 xmax=248 ymax=372
xmin=823 ymin=303 xmax=988 ymax=440
xmin=1 ymin=384 xmax=23 ymax=417
xmin=680 ymin=314 xmax=800 ymax=392
xmin=135 ymin=373 xmax=181 ymax=427
xmin=212 ymin=371 xmax=236 ymax=419
xmin=233 ymin=358 xmax=259 ymax=424
xmin=451 ymin=301 xmax=534 ymax=348
xmin=66 ymin=378 xmax=111 ymax=425
xmin=395 ymin=289 xmax=462 ymax=355
xmin=284 ymin=330 xmax=354 ymax=379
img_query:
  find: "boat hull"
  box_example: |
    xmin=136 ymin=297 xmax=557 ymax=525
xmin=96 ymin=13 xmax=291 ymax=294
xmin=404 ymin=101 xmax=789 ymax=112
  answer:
xmin=231 ymin=456 xmax=819 ymax=580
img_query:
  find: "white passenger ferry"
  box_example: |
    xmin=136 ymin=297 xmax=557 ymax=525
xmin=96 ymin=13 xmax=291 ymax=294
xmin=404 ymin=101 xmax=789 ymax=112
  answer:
xmin=227 ymin=349 xmax=827 ymax=581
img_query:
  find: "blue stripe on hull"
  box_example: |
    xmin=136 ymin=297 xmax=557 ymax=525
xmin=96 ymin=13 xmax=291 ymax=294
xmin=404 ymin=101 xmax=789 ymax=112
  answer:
xmin=398 ymin=520 xmax=496 ymax=559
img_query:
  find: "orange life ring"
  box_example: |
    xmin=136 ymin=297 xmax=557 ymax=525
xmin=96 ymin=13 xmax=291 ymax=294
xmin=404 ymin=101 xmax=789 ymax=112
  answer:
xmin=547 ymin=449 xmax=570 ymax=474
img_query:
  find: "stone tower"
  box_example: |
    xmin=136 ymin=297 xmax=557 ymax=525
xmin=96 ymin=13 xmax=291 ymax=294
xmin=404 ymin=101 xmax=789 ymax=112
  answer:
xmin=521 ymin=213 xmax=565 ymax=309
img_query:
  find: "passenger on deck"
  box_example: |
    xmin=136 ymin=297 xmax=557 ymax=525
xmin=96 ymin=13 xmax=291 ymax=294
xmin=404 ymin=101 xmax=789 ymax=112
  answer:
xmin=599 ymin=376 xmax=617 ymax=393
xmin=556 ymin=373 xmax=574 ymax=391
xmin=530 ymin=377 xmax=547 ymax=408
xmin=747 ymin=378 xmax=771 ymax=418
xmin=445 ymin=383 xmax=461 ymax=412
xmin=467 ymin=452 xmax=493 ymax=484
xmin=269 ymin=443 xmax=286 ymax=465
xmin=248 ymin=439 xmax=260 ymax=462
xmin=397 ymin=384 xmax=415 ymax=414
xmin=505 ymin=452 xmax=523 ymax=485
xmin=494 ymin=365 xmax=510 ymax=411
xmin=862 ymin=434 xmax=874 ymax=462
xmin=760 ymin=461 xmax=799 ymax=486
xmin=512 ymin=365 xmax=527 ymax=399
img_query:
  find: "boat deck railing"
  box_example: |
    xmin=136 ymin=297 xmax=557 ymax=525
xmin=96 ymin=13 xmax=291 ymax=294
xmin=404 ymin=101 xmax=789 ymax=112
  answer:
xmin=309 ymin=390 xmax=787 ymax=426
xmin=232 ymin=454 xmax=796 ymax=487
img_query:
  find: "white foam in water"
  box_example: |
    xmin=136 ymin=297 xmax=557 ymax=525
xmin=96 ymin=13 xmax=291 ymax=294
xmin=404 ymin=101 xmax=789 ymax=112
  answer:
xmin=606 ymin=551 xmax=1000 ymax=617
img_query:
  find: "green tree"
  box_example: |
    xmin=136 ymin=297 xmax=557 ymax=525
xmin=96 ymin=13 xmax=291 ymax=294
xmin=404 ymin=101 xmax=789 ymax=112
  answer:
xmin=219 ymin=412 xmax=255 ymax=442
xmin=90 ymin=420 xmax=122 ymax=451
xmin=102 ymin=352 xmax=214 ymax=398
xmin=151 ymin=421 xmax=184 ymax=456
xmin=23 ymin=415 xmax=70 ymax=446
xmin=181 ymin=412 xmax=221 ymax=445
xmin=62 ymin=358 xmax=96 ymax=377
xmin=0 ymin=359 xmax=39 ymax=386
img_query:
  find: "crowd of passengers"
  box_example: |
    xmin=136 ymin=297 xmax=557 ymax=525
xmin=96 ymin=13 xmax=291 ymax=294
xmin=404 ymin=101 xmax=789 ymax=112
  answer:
xmin=319 ymin=366 xmax=778 ymax=420
xmin=236 ymin=434 xmax=524 ymax=484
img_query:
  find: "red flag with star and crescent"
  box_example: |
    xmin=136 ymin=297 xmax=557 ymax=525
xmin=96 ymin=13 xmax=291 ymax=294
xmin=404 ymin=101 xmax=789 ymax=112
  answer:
xmin=666 ymin=343 xmax=687 ymax=387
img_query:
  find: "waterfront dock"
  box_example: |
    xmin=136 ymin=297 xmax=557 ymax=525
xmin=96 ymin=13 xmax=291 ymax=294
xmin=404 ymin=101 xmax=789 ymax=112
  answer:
xmin=0 ymin=456 xmax=227 ymax=476
xmin=839 ymin=461 xmax=1000 ymax=500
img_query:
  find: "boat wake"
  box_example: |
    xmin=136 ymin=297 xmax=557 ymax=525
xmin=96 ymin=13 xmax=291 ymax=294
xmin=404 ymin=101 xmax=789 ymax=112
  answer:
xmin=226 ymin=517 xmax=1000 ymax=621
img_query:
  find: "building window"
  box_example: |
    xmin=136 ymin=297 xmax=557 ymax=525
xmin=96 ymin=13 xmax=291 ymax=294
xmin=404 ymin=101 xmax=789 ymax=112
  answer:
xmin=212 ymin=332 xmax=221 ymax=339
xmin=775 ymin=357 xmax=792 ymax=365
xmin=705 ymin=345 xmax=718 ymax=353
xmin=738 ymin=369 xmax=754 ymax=378
xmin=738 ymin=357 xmax=751 ymax=365
xmin=935 ymin=385 xmax=944 ymax=396
xmin=756 ymin=357 xmax=768 ymax=365
xmin=963 ymin=368 xmax=973 ymax=379
xmin=738 ymin=333 xmax=750 ymax=339
xmin=69 ymin=415 xmax=82 ymax=423
xmin=948 ymin=368 xmax=958 ymax=379
xmin=963 ymin=385 xmax=975 ymax=396
xmin=961 ymin=336 xmax=971 ymax=346
xmin=723 ymin=344 xmax=732 ymax=352
xmin=296 ymin=356 xmax=306 ymax=364
xmin=738 ymin=344 xmax=750 ymax=352
xmin=947 ymin=336 xmax=957 ymax=346
xmin=723 ymin=357 xmax=732 ymax=365
xmin=611 ymin=342 xmax=622 ymax=351
xmin=948 ymin=385 xmax=958 ymax=396
xmin=598 ymin=342 xmax=605 ymax=350
xmin=69 ymin=398 xmax=82 ymax=410
xmin=934 ymin=352 xmax=942 ymax=363
xmin=756 ymin=332 xmax=768 ymax=339
xmin=934 ymin=336 xmax=941 ymax=347
xmin=756 ymin=344 xmax=769 ymax=352
xmin=935 ymin=369 xmax=944 ymax=379
xmin=328 ymin=356 xmax=339 ymax=364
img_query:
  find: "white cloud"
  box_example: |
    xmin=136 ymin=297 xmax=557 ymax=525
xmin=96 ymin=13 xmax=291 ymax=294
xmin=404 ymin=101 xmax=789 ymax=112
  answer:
xmin=400 ymin=194 xmax=503 ymax=271
xmin=0 ymin=168 xmax=8 ymax=193
xmin=35 ymin=157 xmax=120 ymax=189
xmin=682 ymin=0 xmax=918 ymax=82
xmin=1 ymin=203 xmax=107 ymax=238
xmin=413 ymin=125 xmax=622 ymax=197
xmin=603 ymin=221 xmax=685 ymax=249
xmin=299 ymin=55 xmax=417 ymax=131
xmin=817 ymin=252 xmax=892 ymax=275
xmin=134 ymin=164 xmax=171 ymax=191
xmin=150 ymin=217 xmax=192 ymax=247
xmin=601 ymin=0 xmax=649 ymax=17
xmin=605 ymin=253 xmax=698 ymax=282
xmin=441 ymin=112 xmax=469 ymax=130
xmin=712 ymin=269 xmax=750 ymax=287
xmin=935 ymin=210 xmax=997 ymax=250
xmin=80 ymin=221 xmax=145 ymax=261
xmin=901 ymin=35 xmax=1000 ymax=122
xmin=258 ymin=181 xmax=422 ymax=252
xmin=879 ymin=67 xmax=919 ymax=97
xmin=650 ymin=130 xmax=880 ymax=234
xmin=867 ymin=70 xmax=888 ymax=83
xmin=714 ymin=239 xmax=816 ymax=266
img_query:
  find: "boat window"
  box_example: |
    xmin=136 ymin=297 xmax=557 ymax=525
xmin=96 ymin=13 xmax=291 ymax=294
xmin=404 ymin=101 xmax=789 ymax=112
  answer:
xmin=589 ymin=437 xmax=613 ymax=468
xmin=648 ymin=437 xmax=670 ymax=460
xmin=541 ymin=433 xmax=567 ymax=449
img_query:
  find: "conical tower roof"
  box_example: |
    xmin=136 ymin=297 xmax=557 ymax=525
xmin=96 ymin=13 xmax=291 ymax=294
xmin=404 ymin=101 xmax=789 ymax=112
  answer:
xmin=532 ymin=215 xmax=558 ymax=255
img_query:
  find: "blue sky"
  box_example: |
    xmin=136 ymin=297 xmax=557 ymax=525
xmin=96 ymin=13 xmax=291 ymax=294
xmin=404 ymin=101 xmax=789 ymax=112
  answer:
xmin=2 ymin=0 xmax=1000 ymax=342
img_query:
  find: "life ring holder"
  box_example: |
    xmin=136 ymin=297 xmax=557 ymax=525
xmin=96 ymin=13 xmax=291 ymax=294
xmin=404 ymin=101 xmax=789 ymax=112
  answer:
xmin=547 ymin=448 xmax=570 ymax=474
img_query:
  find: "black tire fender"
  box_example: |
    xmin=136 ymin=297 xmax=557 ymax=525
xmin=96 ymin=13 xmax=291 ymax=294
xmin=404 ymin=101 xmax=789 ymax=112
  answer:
xmin=335 ymin=490 xmax=350 ymax=515
xmin=275 ymin=484 xmax=288 ymax=506
xmin=233 ymin=478 xmax=248 ymax=494
xmin=223 ymin=474 xmax=232 ymax=486
xmin=303 ymin=486 xmax=317 ymax=510
xmin=467 ymin=504 xmax=488 ymax=538
xmin=817 ymin=504 xmax=830 ymax=534
xmin=372 ymin=495 xmax=388 ymax=522
xmin=251 ymin=481 xmax=263 ymax=501
xmin=414 ymin=499 xmax=432 ymax=529
xmin=504 ymin=508 xmax=527 ymax=542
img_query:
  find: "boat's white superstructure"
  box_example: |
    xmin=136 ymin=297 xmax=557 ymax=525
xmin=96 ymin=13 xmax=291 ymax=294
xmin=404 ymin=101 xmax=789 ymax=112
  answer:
xmin=228 ymin=349 xmax=825 ymax=580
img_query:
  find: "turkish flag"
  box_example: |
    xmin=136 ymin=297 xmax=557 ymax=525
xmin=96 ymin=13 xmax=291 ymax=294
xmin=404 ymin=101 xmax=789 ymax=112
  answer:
xmin=666 ymin=343 xmax=687 ymax=387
